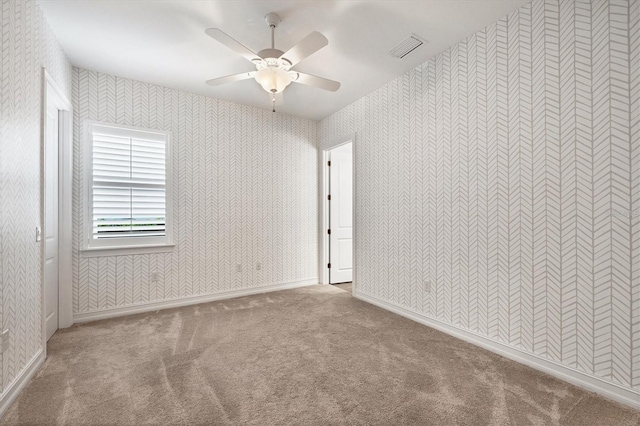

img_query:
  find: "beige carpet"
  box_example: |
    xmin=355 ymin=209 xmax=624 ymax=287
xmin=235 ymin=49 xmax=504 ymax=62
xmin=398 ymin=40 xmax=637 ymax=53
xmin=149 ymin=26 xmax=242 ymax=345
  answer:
xmin=2 ymin=285 xmax=639 ymax=425
xmin=333 ymin=282 xmax=352 ymax=292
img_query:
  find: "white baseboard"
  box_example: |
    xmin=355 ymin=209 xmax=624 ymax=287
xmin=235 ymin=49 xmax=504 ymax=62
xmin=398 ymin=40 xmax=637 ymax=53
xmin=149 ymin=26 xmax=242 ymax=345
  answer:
xmin=73 ymin=278 xmax=319 ymax=323
xmin=0 ymin=349 xmax=45 ymax=418
xmin=356 ymin=292 xmax=640 ymax=411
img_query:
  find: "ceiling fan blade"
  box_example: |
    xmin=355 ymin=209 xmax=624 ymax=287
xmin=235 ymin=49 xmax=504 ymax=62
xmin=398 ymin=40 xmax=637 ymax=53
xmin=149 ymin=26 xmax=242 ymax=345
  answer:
xmin=280 ymin=31 xmax=328 ymax=66
xmin=205 ymin=72 xmax=255 ymax=87
xmin=293 ymin=72 xmax=341 ymax=92
xmin=205 ymin=28 xmax=261 ymax=63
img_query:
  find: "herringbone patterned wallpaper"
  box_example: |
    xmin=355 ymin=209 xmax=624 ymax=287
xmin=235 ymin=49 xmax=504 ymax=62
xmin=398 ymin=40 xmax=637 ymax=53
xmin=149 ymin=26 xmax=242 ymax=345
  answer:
xmin=321 ymin=0 xmax=639 ymax=393
xmin=72 ymin=68 xmax=319 ymax=316
xmin=0 ymin=0 xmax=71 ymax=395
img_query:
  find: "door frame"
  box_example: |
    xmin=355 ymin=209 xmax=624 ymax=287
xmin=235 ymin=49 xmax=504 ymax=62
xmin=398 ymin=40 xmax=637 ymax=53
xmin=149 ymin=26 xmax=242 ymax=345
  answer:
xmin=41 ymin=68 xmax=73 ymax=350
xmin=320 ymin=133 xmax=356 ymax=295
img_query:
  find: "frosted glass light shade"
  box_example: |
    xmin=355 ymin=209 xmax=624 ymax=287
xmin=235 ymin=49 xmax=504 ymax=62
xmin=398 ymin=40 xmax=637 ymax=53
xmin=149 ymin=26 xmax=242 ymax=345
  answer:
xmin=254 ymin=67 xmax=293 ymax=93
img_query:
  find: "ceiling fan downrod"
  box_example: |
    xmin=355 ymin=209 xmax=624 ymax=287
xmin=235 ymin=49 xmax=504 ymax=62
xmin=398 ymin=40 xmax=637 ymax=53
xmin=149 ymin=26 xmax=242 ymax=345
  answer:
xmin=265 ymin=13 xmax=280 ymax=50
xmin=271 ymin=23 xmax=275 ymax=49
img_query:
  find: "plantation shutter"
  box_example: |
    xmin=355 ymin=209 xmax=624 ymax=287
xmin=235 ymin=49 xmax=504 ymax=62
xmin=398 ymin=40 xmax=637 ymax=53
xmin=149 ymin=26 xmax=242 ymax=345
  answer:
xmin=91 ymin=124 xmax=167 ymax=240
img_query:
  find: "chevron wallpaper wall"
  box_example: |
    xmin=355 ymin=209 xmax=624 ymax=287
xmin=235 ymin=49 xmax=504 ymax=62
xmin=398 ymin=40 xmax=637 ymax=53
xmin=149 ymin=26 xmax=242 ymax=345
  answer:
xmin=320 ymin=0 xmax=640 ymax=393
xmin=72 ymin=68 xmax=319 ymax=316
xmin=0 ymin=0 xmax=71 ymax=395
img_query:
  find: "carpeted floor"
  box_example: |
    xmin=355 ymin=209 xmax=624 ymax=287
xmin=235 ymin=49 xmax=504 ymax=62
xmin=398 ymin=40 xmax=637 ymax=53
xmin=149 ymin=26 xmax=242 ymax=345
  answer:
xmin=2 ymin=285 xmax=639 ymax=425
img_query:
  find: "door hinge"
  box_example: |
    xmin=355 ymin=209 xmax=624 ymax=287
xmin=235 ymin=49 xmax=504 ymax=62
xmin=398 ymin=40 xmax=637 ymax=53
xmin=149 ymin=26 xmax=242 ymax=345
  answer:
xmin=327 ymin=194 xmax=331 ymax=201
xmin=327 ymin=229 xmax=331 ymax=235
xmin=327 ymin=160 xmax=331 ymax=166
xmin=327 ymin=263 xmax=331 ymax=268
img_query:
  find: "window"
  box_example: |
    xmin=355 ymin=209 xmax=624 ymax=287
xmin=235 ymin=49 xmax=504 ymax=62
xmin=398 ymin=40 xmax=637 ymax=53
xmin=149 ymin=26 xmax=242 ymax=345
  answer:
xmin=83 ymin=121 xmax=172 ymax=253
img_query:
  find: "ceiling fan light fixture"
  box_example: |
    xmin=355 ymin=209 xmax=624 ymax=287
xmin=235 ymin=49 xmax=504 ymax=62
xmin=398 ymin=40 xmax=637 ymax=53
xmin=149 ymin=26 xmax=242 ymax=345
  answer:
xmin=254 ymin=67 xmax=293 ymax=93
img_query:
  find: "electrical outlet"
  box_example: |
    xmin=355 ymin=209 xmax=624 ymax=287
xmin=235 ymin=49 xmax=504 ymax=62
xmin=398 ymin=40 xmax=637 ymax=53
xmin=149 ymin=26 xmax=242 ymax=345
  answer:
xmin=423 ymin=281 xmax=431 ymax=292
xmin=1 ymin=329 xmax=10 ymax=354
xmin=150 ymin=271 xmax=159 ymax=282
xmin=236 ymin=264 xmax=242 ymax=273
xmin=256 ymin=263 xmax=262 ymax=271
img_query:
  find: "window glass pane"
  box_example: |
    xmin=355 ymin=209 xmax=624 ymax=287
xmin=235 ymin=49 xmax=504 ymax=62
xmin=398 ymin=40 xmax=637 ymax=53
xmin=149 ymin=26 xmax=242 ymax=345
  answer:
xmin=131 ymin=187 xmax=166 ymax=237
xmin=92 ymin=186 xmax=133 ymax=238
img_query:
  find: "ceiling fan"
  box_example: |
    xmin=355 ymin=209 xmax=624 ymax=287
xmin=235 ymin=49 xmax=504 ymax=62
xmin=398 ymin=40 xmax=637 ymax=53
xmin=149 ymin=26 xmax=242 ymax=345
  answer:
xmin=205 ymin=13 xmax=340 ymax=112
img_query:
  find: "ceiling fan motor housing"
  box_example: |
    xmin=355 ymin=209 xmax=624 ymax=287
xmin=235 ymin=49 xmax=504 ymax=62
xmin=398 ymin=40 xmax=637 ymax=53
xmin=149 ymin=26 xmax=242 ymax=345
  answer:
xmin=257 ymin=48 xmax=286 ymax=61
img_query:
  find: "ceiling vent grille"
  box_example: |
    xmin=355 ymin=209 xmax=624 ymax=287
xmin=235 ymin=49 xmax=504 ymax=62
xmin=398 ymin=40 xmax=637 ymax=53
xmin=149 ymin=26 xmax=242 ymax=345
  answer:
xmin=389 ymin=34 xmax=426 ymax=59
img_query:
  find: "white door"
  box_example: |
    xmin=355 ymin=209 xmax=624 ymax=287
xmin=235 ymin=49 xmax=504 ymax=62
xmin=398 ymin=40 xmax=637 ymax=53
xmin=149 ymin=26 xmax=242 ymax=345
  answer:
xmin=329 ymin=142 xmax=353 ymax=284
xmin=44 ymin=99 xmax=59 ymax=341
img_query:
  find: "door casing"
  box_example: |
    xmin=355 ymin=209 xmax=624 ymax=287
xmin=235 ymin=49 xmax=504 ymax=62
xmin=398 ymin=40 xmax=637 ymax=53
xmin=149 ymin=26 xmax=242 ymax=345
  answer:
xmin=44 ymin=94 xmax=60 ymax=340
xmin=41 ymin=69 xmax=73 ymax=350
xmin=320 ymin=133 xmax=357 ymax=295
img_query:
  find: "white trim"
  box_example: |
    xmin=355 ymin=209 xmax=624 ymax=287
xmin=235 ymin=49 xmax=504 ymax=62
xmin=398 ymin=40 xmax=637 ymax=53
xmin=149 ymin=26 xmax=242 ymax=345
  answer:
xmin=82 ymin=119 xmax=174 ymax=252
xmin=0 ymin=350 xmax=45 ymax=418
xmin=81 ymin=243 xmax=175 ymax=258
xmin=73 ymin=278 xmax=319 ymax=323
xmin=321 ymin=134 xmax=356 ymax=287
xmin=320 ymin=149 xmax=330 ymax=284
xmin=356 ymin=292 xmax=640 ymax=411
xmin=321 ymin=148 xmax=329 ymax=284
xmin=42 ymin=69 xmax=74 ymax=335
xmin=351 ymin=137 xmax=360 ymax=297
xmin=351 ymin=136 xmax=357 ymax=298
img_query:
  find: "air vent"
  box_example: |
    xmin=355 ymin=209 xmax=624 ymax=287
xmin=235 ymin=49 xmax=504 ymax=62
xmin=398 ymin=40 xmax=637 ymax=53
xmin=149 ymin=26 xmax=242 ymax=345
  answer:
xmin=389 ymin=34 xmax=427 ymax=59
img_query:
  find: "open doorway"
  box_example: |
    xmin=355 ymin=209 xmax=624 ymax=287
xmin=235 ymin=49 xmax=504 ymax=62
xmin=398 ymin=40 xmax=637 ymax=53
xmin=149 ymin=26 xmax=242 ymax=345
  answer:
xmin=324 ymin=140 xmax=353 ymax=290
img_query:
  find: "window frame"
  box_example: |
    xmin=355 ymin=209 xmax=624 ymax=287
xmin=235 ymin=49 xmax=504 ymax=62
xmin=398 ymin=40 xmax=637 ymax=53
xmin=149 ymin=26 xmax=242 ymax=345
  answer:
xmin=82 ymin=120 xmax=174 ymax=256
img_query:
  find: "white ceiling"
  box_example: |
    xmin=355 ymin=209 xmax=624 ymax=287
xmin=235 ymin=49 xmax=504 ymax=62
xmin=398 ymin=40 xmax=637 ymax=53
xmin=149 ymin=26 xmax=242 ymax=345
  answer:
xmin=38 ymin=0 xmax=530 ymax=121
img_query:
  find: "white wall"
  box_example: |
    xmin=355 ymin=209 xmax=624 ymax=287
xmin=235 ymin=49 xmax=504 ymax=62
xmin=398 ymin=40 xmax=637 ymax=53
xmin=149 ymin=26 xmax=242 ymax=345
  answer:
xmin=72 ymin=68 xmax=319 ymax=317
xmin=0 ymin=0 xmax=72 ymax=395
xmin=321 ymin=0 xmax=639 ymax=396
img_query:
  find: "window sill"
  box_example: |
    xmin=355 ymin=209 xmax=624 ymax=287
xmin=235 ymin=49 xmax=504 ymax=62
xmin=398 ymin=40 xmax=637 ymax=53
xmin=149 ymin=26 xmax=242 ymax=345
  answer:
xmin=81 ymin=244 xmax=175 ymax=258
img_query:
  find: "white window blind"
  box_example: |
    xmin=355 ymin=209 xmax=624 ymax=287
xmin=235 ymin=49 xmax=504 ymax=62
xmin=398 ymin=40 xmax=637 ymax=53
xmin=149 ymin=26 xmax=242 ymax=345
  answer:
xmin=86 ymin=122 xmax=171 ymax=250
